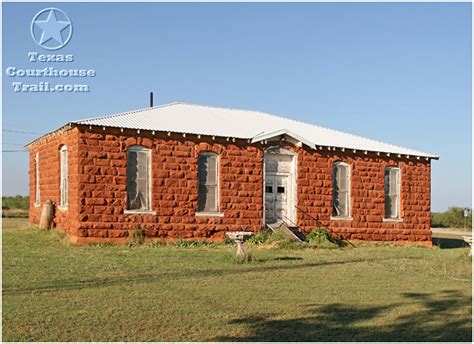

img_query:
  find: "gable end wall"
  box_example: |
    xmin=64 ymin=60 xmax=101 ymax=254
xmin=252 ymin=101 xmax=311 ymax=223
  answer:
xmin=28 ymin=127 xmax=80 ymax=234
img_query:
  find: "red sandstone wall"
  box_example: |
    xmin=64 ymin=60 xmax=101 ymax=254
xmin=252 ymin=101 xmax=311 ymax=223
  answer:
xmin=29 ymin=125 xmax=432 ymax=245
xmin=28 ymin=128 xmax=80 ymax=234
xmin=296 ymin=148 xmax=432 ymax=243
xmin=73 ymin=126 xmax=264 ymax=243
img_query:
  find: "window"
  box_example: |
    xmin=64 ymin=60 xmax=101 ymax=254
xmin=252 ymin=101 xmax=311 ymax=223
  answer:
xmin=35 ymin=152 xmax=40 ymax=206
xmin=126 ymin=146 xmax=151 ymax=211
xmin=59 ymin=146 xmax=68 ymax=207
xmin=385 ymin=167 xmax=400 ymax=219
xmin=332 ymin=161 xmax=350 ymax=217
xmin=197 ymin=152 xmax=219 ymax=213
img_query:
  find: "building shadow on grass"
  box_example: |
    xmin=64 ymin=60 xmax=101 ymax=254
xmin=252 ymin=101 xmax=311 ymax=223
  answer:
xmin=432 ymin=237 xmax=469 ymax=249
xmin=214 ymin=290 xmax=472 ymax=342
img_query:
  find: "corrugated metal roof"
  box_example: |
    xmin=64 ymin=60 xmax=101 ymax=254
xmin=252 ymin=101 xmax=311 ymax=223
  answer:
xmin=31 ymin=102 xmax=439 ymax=158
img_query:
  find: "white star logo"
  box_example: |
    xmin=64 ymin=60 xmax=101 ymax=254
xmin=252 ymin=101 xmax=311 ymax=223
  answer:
xmin=31 ymin=8 xmax=73 ymax=50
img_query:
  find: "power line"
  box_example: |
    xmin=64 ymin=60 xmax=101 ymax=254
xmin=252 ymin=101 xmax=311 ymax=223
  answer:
xmin=2 ymin=129 xmax=42 ymax=135
xmin=2 ymin=143 xmax=25 ymax=146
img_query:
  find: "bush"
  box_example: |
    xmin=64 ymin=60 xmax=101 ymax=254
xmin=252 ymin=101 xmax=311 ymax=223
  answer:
xmin=247 ymin=232 xmax=269 ymax=245
xmin=306 ymin=228 xmax=332 ymax=243
xmin=306 ymin=228 xmax=341 ymax=249
xmin=2 ymin=196 xmax=29 ymax=210
xmin=431 ymin=207 xmax=472 ymax=229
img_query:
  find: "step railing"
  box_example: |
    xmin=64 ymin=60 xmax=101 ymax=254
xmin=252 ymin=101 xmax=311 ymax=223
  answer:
xmin=274 ymin=213 xmax=307 ymax=242
xmin=279 ymin=213 xmax=298 ymax=228
xmin=294 ymin=206 xmax=326 ymax=229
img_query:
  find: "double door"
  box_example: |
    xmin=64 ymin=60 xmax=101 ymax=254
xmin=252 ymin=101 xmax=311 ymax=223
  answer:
xmin=265 ymin=174 xmax=290 ymax=224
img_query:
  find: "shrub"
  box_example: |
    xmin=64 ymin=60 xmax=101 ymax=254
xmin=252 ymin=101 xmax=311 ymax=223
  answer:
xmin=306 ymin=228 xmax=332 ymax=243
xmin=247 ymin=232 xmax=269 ymax=245
xmin=431 ymin=207 xmax=472 ymax=229
xmin=306 ymin=228 xmax=341 ymax=249
xmin=2 ymin=196 xmax=29 ymax=210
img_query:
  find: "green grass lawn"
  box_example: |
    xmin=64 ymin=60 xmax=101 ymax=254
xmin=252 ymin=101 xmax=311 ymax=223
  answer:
xmin=2 ymin=218 xmax=472 ymax=342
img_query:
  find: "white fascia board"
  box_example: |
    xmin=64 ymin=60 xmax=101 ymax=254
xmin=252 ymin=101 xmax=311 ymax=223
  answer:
xmin=251 ymin=129 xmax=316 ymax=149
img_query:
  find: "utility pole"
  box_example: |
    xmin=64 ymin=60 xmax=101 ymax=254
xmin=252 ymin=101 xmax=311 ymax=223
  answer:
xmin=463 ymin=208 xmax=470 ymax=231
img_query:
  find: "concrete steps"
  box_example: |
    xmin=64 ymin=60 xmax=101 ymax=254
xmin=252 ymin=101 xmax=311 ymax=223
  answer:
xmin=266 ymin=222 xmax=307 ymax=243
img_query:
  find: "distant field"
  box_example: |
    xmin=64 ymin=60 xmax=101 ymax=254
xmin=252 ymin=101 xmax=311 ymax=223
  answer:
xmin=2 ymin=196 xmax=29 ymax=218
xmin=2 ymin=209 xmax=28 ymax=218
xmin=2 ymin=218 xmax=471 ymax=342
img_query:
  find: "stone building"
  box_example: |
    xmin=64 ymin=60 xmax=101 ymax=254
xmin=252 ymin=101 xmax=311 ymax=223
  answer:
xmin=27 ymin=102 xmax=438 ymax=245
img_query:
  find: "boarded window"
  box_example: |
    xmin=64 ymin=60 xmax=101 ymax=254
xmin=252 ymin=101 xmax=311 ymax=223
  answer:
xmin=59 ymin=146 xmax=68 ymax=207
xmin=385 ymin=167 xmax=400 ymax=218
xmin=127 ymin=146 xmax=151 ymax=211
xmin=332 ymin=162 xmax=350 ymax=217
xmin=197 ymin=153 xmax=218 ymax=212
xmin=35 ymin=152 xmax=40 ymax=206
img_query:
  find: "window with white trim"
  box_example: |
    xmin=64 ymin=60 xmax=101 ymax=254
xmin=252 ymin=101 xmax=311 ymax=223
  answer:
xmin=385 ymin=167 xmax=401 ymax=219
xmin=126 ymin=146 xmax=151 ymax=211
xmin=197 ymin=152 xmax=219 ymax=213
xmin=59 ymin=145 xmax=68 ymax=207
xmin=35 ymin=152 xmax=40 ymax=206
xmin=332 ymin=161 xmax=350 ymax=217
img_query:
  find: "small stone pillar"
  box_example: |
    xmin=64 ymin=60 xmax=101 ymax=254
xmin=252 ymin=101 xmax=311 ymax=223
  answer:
xmin=39 ymin=200 xmax=55 ymax=229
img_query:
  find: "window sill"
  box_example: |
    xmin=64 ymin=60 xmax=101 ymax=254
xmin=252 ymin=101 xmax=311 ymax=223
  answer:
xmin=330 ymin=216 xmax=353 ymax=221
xmin=34 ymin=203 xmax=40 ymax=208
xmin=124 ymin=210 xmax=157 ymax=215
xmin=195 ymin=212 xmax=224 ymax=218
xmin=58 ymin=206 xmax=68 ymax=212
xmin=383 ymin=218 xmax=403 ymax=223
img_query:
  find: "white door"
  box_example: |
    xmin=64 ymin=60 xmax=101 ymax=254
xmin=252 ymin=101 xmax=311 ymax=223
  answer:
xmin=265 ymin=175 xmax=289 ymax=224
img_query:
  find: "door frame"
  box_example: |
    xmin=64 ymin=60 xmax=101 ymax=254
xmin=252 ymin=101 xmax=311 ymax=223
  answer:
xmin=263 ymin=146 xmax=297 ymax=226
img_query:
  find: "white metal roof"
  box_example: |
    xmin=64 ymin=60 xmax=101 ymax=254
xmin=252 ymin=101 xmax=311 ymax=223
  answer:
xmin=38 ymin=102 xmax=439 ymax=158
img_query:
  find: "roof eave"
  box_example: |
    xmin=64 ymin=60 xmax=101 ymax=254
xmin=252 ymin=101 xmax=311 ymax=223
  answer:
xmin=24 ymin=123 xmax=74 ymax=149
xmin=24 ymin=122 xmax=440 ymax=161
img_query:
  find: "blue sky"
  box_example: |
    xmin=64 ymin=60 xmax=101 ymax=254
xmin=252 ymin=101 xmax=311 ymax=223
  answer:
xmin=2 ymin=2 xmax=471 ymax=211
